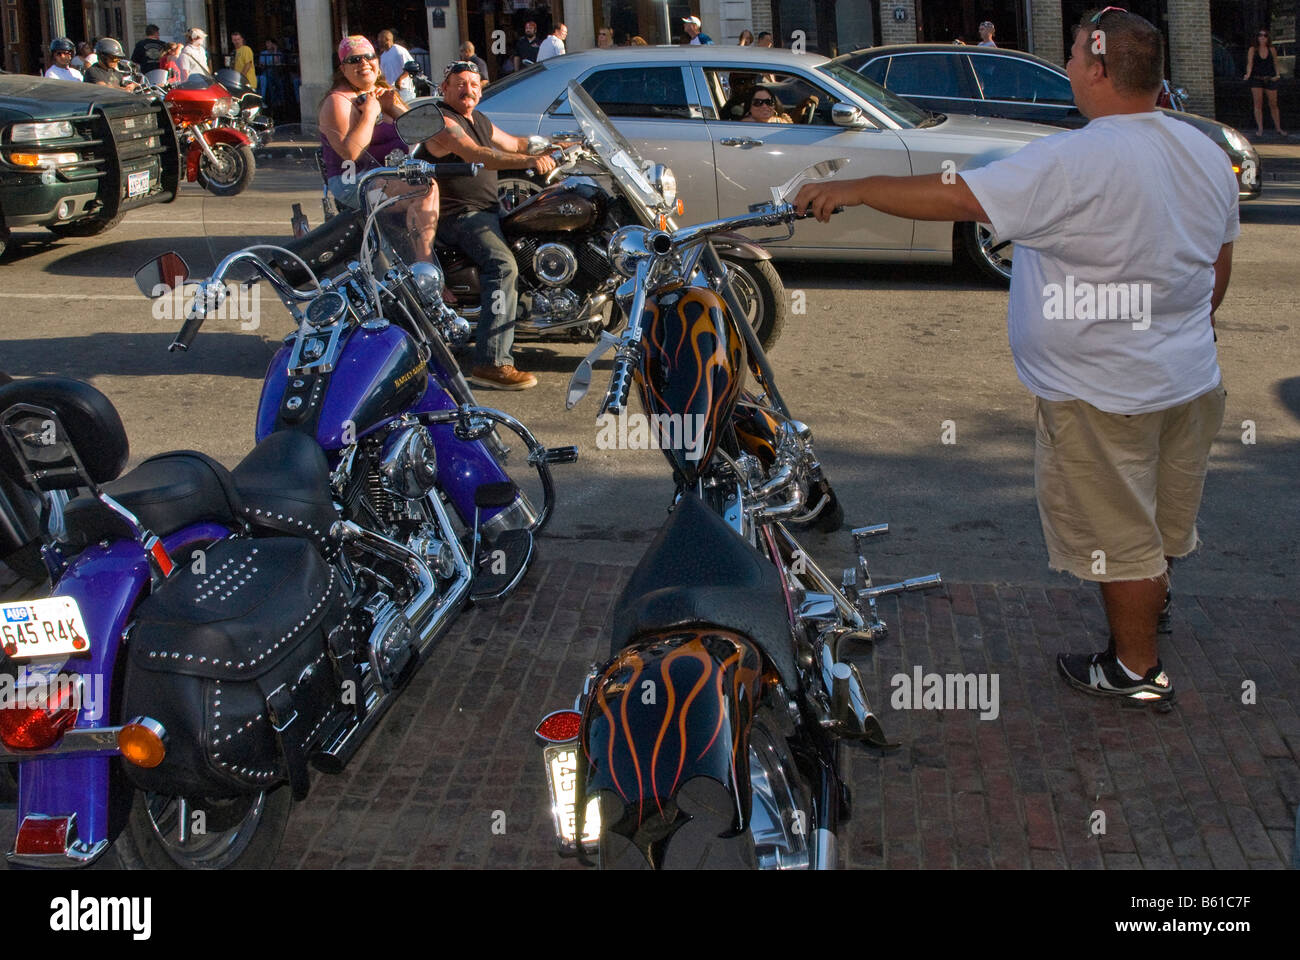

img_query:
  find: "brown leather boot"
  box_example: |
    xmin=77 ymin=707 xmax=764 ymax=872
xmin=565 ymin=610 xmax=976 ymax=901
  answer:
xmin=469 ymin=364 xmax=538 ymax=390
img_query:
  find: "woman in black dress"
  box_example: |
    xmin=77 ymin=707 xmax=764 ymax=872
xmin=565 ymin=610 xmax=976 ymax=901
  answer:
xmin=1244 ymin=28 xmax=1286 ymax=138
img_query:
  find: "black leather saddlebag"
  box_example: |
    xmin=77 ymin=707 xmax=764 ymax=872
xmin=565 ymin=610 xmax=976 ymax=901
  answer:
xmin=122 ymin=536 xmax=353 ymax=800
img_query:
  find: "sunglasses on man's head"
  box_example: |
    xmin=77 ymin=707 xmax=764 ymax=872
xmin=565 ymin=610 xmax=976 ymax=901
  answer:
xmin=1086 ymin=6 xmax=1126 ymax=77
xmin=751 ymin=97 xmax=775 ymax=106
xmin=444 ymin=60 xmax=481 ymax=77
xmin=343 ymin=53 xmax=377 ymax=64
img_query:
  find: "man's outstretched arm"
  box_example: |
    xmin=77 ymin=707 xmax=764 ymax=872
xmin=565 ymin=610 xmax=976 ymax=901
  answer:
xmin=795 ymin=173 xmax=989 ymax=224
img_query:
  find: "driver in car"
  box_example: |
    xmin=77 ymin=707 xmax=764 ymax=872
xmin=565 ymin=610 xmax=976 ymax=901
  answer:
xmin=422 ymin=60 xmax=557 ymax=391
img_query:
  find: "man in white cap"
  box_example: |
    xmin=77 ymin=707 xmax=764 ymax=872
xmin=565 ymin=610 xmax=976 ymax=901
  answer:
xmin=178 ymin=28 xmax=211 ymax=77
xmin=683 ymin=16 xmax=713 ymax=44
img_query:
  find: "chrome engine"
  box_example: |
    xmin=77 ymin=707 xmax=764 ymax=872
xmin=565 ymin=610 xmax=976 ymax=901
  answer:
xmin=378 ymin=423 xmax=438 ymax=501
xmin=533 ymin=242 xmax=578 ymax=286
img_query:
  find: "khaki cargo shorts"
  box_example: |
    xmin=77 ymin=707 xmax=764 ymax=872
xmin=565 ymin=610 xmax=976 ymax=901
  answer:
xmin=1033 ymin=383 xmax=1226 ymax=582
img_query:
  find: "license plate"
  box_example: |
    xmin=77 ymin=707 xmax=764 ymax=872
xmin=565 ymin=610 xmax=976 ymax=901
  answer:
xmin=0 ymin=597 xmax=91 ymax=661
xmin=127 ymin=170 xmax=150 ymax=198
xmin=542 ymin=744 xmax=600 ymax=851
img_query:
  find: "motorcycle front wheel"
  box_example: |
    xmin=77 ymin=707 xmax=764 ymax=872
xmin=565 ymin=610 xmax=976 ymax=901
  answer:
xmin=722 ymin=256 xmax=785 ymax=352
xmin=198 ymin=142 xmax=257 ymax=197
xmin=108 ymin=785 xmax=291 ymax=869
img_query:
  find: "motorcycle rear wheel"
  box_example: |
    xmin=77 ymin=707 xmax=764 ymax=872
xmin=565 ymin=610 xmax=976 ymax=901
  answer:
xmin=108 ymin=785 xmax=291 ymax=870
xmin=198 ymin=142 xmax=256 ymax=197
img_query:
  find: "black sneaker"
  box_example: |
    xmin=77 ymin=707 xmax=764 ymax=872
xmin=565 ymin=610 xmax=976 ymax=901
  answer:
xmin=1056 ymin=650 xmax=1176 ymax=711
xmin=1157 ymin=591 xmax=1172 ymax=635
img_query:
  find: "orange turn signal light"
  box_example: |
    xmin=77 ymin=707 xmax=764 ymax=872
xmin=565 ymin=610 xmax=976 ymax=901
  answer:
xmin=675 ymin=198 xmax=685 ymax=216
xmin=118 ymin=720 xmax=166 ymax=768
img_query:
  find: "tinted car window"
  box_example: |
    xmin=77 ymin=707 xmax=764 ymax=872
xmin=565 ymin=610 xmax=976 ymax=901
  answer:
xmin=580 ymin=67 xmax=692 ymax=119
xmin=859 ymin=58 xmax=889 ymax=85
xmin=705 ymin=68 xmax=838 ymax=125
xmin=884 ymin=54 xmax=970 ymax=98
xmin=971 ymin=57 xmax=1073 ymax=104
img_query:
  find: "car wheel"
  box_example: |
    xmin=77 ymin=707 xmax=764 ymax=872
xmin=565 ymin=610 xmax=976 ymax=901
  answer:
xmin=959 ymin=221 xmax=1013 ymax=285
xmin=47 ymin=213 xmax=124 ymax=238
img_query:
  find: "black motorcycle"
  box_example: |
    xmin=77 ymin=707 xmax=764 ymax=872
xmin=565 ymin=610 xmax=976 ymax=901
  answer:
xmin=534 ymin=85 xmax=942 ymax=869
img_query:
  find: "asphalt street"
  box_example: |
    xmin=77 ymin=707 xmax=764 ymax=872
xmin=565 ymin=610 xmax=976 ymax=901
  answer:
xmin=1 ymin=152 xmax=1296 ymax=601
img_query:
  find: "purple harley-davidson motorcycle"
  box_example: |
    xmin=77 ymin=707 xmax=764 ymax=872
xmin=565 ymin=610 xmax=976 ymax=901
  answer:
xmin=0 ymin=104 xmax=575 ymax=869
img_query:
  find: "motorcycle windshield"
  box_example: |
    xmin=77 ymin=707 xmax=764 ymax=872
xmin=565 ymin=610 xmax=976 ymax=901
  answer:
xmin=567 ymin=81 xmax=670 ymax=228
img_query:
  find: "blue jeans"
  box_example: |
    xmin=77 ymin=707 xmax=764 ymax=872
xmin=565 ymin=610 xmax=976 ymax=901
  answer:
xmin=326 ymin=174 xmax=360 ymax=209
xmin=437 ymin=209 xmax=518 ymax=367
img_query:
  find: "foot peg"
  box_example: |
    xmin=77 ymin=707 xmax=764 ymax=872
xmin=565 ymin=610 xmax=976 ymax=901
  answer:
xmin=859 ymin=574 xmax=944 ymax=601
xmin=534 ymin=445 xmax=579 ymax=465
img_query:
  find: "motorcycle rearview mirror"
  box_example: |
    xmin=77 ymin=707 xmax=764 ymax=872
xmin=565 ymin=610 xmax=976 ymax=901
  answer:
xmin=403 ymin=61 xmax=422 ymax=75
xmin=134 ymin=252 xmax=190 ymax=298
xmin=772 ymin=157 xmax=851 ymax=203
xmin=395 ymin=101 xmax=446 ymax=144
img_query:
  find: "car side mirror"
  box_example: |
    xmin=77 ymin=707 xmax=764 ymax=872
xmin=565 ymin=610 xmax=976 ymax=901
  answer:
xmin=832 ymin=103 xmax=871 ymax=129
xmin=134 ymin=252 xmax=190 ymax=298
xmin=395 ymin=101 xmax=446 ymax=143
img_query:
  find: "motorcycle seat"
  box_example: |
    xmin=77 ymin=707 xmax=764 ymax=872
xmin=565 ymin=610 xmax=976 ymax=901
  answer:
xmin=63 ymin=450 xmax=241 ymax=546
xmin=271 ymin=208 xmax=365 ymax=286
xmin=230 ymin=429 xmax=338 ymax=550
xmin=611 ymin=494 xmax=797 ymax=687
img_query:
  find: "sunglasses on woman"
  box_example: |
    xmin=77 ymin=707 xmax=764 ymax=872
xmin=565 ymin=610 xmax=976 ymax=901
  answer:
xmin=751 ymin=97 xmax=775 ymax=106
xmin=343 ymin=53 xmax=377 ymax=65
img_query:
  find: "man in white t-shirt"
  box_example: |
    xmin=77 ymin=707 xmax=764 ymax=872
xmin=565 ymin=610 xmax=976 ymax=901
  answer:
xmin=377 ymin=30 xmax=416 ymax=102
xmin=537 ymin=23 xmax=567 ymax=61
xmin=796 ymin=9 xmax=1237 ymax=710
xmin=44 ymin=38 xmax=82 ymax=81
xmin=178 ymin=29 xmax=210 ymax=77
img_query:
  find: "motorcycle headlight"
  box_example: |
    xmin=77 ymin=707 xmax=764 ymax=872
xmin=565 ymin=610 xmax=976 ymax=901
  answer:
xmin=648 ymin=163 xmax=677 ymax=208
xmin=1222 ymin=126 xmax=1250 ymax=154
xmin=409 ymin=260 xmax=444 ymax=301
xmin=214 ymin=97 xmax=238 ymax=118
xmin=10 ymin=121 xmax=74 ymax=141
xmin=608 ymin=225 xmax=655 ymax=279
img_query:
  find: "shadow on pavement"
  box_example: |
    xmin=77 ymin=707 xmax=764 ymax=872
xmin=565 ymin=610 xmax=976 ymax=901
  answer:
xmin=0 ymin=332 xmax=277 ymax=380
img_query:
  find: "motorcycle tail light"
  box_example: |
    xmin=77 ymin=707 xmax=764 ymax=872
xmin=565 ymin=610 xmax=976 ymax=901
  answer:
xmin=14 ymin=816 xmax=72 ymax=855
xmin=536 ymin=709 xmax=582 ymax=743
xmin=118 ymin=718 xmax=167 ymax=768
xmin=0 ymin=692 xmax=79 ymax=749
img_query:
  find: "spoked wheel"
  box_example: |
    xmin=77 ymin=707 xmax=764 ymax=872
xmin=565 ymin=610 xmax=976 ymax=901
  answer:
xmin=198 ymin=142 xmax=257 ymax=197
xmin=498 ymin=174 xmax=543 ymax=214
xmin=722 ymin=256 xmax=785 ymax=352
xmin=109 ymin=786 xmax=291 ymax=869
xmin=960 ymin=220 xmax=1013 ymax=284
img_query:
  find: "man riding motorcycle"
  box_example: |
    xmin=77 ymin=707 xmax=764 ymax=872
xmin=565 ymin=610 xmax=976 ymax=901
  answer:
xmin=423 ymin=60 xmax=556 ymax=391
xmin=83 ymin=38 xmax=139 ymax=91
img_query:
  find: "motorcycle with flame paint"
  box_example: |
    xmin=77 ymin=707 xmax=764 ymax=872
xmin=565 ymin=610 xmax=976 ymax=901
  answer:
xmin=0 ymin=106 xmax=575 ymax=869
xmin=534 ymin=85 xmax=943 ymax=869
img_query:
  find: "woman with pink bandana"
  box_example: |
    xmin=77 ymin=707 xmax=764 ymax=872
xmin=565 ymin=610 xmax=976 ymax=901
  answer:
xmin=318 ymin=35 xmax=440 ymax=262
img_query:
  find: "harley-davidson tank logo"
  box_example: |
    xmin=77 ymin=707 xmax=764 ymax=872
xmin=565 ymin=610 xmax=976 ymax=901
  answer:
xmin=559 ymin=202 xmax=579 ymax=216
xmin=393 ymin=361 xmax=427 ymax=391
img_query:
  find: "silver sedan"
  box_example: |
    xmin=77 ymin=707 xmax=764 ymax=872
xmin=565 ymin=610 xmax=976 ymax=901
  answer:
xmin=480 ymin=46 xmax=1059 ymax=282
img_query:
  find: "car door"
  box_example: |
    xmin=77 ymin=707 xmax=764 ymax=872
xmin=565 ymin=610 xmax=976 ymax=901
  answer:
xmin=878 ymin=52 xmax=982 ymax=117
xmin=967 ymin=55 xmax=1083 ymax=127
xmin=694 ymin=64 xmax=914 ymax=256
xmin=535 ymin=63 xmax=719 ymax=221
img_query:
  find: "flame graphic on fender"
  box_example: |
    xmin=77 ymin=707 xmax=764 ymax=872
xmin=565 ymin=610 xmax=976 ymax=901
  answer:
xmin=582 ymin=629 xmax=764 ymax=832
xmin=634 ymin=285 xmax=745 ymax=483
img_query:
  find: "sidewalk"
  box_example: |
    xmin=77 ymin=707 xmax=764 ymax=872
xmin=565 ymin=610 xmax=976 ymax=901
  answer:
xmin=3 ymin=561 xmax=1296 ymax=870
xmin=1255 ymin=140 xmax=1300 ymax=182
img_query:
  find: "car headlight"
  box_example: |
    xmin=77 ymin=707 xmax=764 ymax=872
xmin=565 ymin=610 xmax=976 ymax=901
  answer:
xmin=10 ymin=121 xmax=74 ymax=142
xmin=1222 ymin=126 xmax=1250 ymax=153
xmin=649 ymin=163 xmax=677 ymax=208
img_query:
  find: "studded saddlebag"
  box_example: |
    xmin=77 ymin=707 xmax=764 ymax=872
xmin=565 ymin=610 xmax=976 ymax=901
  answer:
xmin=122 ymin=536 xmax=355 ymax=800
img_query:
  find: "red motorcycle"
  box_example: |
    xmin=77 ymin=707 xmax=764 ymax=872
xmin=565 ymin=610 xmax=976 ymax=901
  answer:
xmin=146 ymin=72 xmax=256 ymax=196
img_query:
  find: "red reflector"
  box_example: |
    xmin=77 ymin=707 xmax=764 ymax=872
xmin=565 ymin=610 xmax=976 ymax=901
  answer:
xmin=535 ymin=710 xmax=582 ymax=743
xmin=149 ymin=539 xmax=174 ymax=576
xmin=15 ymin=816 xmax=71 ymax=855
xmin=0 ymin=682 xmax=80 ymax=749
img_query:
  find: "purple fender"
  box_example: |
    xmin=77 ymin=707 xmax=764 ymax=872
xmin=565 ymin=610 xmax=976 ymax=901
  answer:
xmin=13 ymin=524 xmax=229 ymax=854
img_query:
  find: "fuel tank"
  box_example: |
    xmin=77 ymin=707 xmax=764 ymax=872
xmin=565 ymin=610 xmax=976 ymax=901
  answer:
xmin=732 ymin=391 xmax=782 ymax=467
xmin=502 ymin=177 xmax=604 ymax=235
xmin=635 ymin=283 xmax=746 ymax=485
xmin=256 ymin=324 xmax=428 ymax=450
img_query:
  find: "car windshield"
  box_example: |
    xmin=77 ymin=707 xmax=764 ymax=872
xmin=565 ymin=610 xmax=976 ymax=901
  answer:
xmin=479 ymin=61 xmax=547 ymax=102
xmin=567 ymin=80 xmax=668 ymax=227
xmin=817 ymin=59 xmax=930 ymax=127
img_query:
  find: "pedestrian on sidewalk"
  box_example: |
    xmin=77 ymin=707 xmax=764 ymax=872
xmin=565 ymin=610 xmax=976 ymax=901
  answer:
xmin=1244 ymin=28 xmax=1287 ymax=138
xmin=795 ymin=8 xmax=1238 ymax=710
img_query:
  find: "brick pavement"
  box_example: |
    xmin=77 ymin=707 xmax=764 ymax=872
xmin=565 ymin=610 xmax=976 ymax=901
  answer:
xmin=2 ymin=558 xmax=1297 ymax=869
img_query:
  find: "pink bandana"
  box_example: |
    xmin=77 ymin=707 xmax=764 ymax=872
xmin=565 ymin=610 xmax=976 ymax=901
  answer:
xmin=338 ymin=36 xmax=375 ymax=62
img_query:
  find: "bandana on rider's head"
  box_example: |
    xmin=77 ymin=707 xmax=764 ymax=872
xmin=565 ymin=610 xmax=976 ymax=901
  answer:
xmin=338 ymin=36 xmax=375 ymax=63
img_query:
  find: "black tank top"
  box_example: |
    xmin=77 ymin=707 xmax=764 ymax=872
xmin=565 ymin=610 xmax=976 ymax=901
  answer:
xmin=1250 ymin=47 xmax=1277 ymax=78
xmin=435 ymin=106 xmax=500 ymax=218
